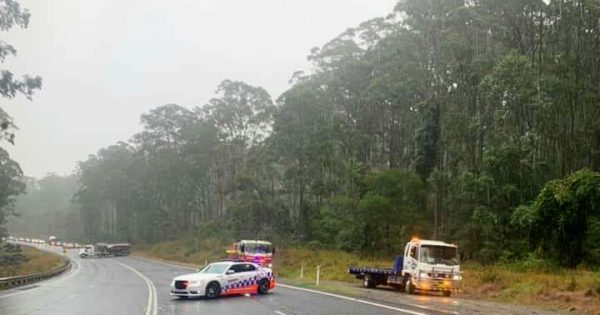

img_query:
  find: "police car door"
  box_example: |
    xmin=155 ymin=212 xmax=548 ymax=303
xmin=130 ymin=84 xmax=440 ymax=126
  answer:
xmin=224 ymin=263 xmax=243 ymax=291
xmin=238 ymin=263 xmax=258 ymax=289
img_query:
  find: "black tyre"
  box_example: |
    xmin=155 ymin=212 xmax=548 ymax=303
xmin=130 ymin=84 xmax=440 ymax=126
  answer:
xmin=205 ymin=281 xmax=221 ymax=299
xmin=442 ymin=290 xmax=451 ymax=297
xmin=404 ymin=275 xmax=416 ymax=294
xmin=363 ymin=275 xmax=376 ymax=288
xmin=257 ymin=279 xmax=270 ymax=295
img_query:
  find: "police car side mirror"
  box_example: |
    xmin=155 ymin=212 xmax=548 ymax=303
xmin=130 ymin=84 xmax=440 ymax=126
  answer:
xmin=226 ymin=269 xmax=235 ymax=275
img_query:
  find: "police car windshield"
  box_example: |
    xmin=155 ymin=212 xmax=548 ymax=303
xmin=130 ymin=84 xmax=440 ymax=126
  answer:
xmin=420 ymin=245 xmax=459 ymax=266
xmin=199 ymin=263 xmax=229 ymax=274
xmin=244 ymin=244 xmax=272 ymax=254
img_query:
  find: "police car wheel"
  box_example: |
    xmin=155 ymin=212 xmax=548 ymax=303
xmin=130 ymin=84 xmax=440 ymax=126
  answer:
xmin=442 ymin=290 xmax=451 ymax=297
xmin=258 ymin=279 xmax=269 ymax=295
xmin=205 ymin=282 xmax=221 ymax=298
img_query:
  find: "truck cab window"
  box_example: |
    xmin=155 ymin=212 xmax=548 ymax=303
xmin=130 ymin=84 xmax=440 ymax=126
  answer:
xmin=410 ymin=246 xmax=419 ymax=260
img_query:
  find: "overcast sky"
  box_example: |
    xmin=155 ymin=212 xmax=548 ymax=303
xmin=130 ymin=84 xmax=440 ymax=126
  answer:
xmin=3 ymin=0 xmax=397 ymax=178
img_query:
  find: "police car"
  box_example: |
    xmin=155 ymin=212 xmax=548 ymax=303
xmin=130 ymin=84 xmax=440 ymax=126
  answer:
xmin=170 ymin=260 xmax=275 ymax=299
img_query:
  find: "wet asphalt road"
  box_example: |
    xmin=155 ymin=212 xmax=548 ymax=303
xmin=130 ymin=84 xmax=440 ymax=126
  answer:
xmin=0 ymin=246 xmax=453 ymax=315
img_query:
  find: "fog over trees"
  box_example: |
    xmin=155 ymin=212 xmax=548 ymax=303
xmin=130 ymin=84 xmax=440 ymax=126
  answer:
xmin=7 ymin=0 xmax=600 ymax=267
xmin=0 ymin=0 xmax=41 ymax=237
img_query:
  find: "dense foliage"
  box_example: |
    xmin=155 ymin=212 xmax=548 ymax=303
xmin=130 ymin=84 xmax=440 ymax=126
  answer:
xmin=9 ymin=0 xmax=600 ymax=267
xmin=8 ymin=175 xmax=80 ymax=240
xmin=0 ymin=0 xmax=41 ymax=237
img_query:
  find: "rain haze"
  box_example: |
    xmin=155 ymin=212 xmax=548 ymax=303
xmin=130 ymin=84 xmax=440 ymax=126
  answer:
xmin=3 ymin=0 xmax=397 ymax=178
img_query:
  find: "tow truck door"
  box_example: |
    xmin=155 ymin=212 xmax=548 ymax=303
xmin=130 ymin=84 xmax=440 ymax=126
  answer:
xmin=403 ymin=243 xmax=419 ymax=273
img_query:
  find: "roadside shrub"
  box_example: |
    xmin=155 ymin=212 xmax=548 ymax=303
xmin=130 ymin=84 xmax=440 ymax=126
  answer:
xmin=480 ymin=270 xmax=501 ymax=284
xmin=504 ymin=250 xmax=558 ymax=273
xmin=565 ymin=276 xmax=577 ymax=292
xmin=591 ymin=273 xmax=600 ymax=294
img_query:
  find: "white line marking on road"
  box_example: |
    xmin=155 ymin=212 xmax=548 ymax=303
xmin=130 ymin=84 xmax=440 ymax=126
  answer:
xmin=66 ymin=294 xmax=77 ymax=300
xmin=48 ymin=258 xmax=81 ymax=286
xmin=278 ymin=284 xmax=428 ymax=315
xmin=114 ymin=261 xmax=158 ymax=315
xmin=275 ymin=311 xmax=287 ymax=315
xmin=131 ymin=255 xmax=456 ymax=315
xmin=0 ymin=257 xmax=81 ymax=300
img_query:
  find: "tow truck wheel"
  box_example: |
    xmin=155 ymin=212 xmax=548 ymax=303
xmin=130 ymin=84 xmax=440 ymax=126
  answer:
xmin=442 ymin=290 xmax=451 ymax=297
xmin=257 ymin=279 xmax=269 ymax=295
xmin=205 ymin=281 xmax=221 ymax=299
xmin=363 ymin=275 xmax=376 ymax=288
xmin=404 ymin=276 xmax=416 ymax=295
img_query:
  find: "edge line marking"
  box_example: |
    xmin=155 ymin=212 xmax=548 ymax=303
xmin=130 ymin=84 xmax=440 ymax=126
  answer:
xmin=114 ymin=261 xmax=157 ymax=315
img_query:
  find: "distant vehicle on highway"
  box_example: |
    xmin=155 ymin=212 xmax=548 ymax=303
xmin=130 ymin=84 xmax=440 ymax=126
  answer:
xmin=226 ymin=240 xmax=274 ymax=268
xmin=349 ymin=238 xmax=462 ymax=297
xmin=48 ymin=236 xmax=57 ymax=246
xmin=170 ymin=261 xmax=275 ymax=299
xmin=79 ymin=243 xmax=131 ymax=258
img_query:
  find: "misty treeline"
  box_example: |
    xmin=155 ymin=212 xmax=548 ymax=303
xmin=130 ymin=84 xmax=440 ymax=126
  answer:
xmin=0 ymin=0 xmax=42 ymax=238
xmin=9 ymin=0 xmax=600 ymax=267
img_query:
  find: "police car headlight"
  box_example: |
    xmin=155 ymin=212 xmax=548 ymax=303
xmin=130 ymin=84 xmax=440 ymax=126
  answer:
xmin=452 ymin=274 xmax=462 ymax=281
xmin=419 ymin=271 xmax=430 ymax=278
xmin=267 ymin=263 xmax=273 ymax=269
xmin=189 ymin=280 xmax=204 ymax=287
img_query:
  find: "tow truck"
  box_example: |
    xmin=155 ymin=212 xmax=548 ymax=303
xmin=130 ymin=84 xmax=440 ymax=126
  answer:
xmin=226 ymin=240 xmax=274 ymax=268
xmin=348 ymin=238 xmax=462 ymax=297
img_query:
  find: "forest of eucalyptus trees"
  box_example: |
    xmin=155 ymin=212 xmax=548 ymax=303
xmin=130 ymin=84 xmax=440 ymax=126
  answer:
xmin=10 ymin=0 xmax=600 ymax=267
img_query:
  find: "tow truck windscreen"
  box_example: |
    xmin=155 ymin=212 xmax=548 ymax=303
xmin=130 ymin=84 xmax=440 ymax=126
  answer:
xmin=244 ymin=244 xmax=272 ymax=254
xmin=420 ymin=245 xmax=459 ymax=265
xmin=199 ymin=263 xmax=229 ymax=274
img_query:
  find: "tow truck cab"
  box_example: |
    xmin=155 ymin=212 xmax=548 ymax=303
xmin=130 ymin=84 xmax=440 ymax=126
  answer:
xmin=401 ymin=239 xmax=462 ymax=295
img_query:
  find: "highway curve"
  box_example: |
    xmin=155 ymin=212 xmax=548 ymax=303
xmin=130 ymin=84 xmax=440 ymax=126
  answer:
xmin=0 ymin=246 xmax=457 ymax=315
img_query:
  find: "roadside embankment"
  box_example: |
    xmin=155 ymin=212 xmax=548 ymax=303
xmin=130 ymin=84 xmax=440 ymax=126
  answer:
xmin=135 ymin=237 xmax=600 ymax=314
xmin=0 ymin=243 xmax=69 ymax=290
xmin=0 ymin=244 xmax=65 ymax=278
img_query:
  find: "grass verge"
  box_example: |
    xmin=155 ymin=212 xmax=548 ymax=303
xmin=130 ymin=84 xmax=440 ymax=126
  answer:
xmin=134 ymin=237 xmax=600 ymax=315
xmin=0 ymin=245 xmax=65 ymax=278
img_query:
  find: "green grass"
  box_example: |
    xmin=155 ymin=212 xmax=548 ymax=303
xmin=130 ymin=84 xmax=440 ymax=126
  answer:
xmin=0 ymin=246 xmax=65 ymax=278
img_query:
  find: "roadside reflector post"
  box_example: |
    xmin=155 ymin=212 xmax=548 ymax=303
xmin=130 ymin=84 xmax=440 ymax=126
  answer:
xmin=316 ymin=265 xmax=320 ymax=286
xmin=300 ymin=264 xmax=304 ymax=279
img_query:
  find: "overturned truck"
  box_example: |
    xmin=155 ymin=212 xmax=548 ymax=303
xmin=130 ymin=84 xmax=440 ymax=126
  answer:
xmin=79 ymin=243 xmax=130 ymax=258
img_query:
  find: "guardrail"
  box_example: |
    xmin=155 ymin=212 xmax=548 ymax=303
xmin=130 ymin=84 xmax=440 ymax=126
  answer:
xmin=0 ymin=253 xmax=71 ymax=290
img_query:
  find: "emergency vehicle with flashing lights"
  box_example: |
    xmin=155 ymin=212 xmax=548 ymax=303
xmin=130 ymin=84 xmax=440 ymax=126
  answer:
xmin=226 ymin=240 xmax=274 ymax=268
xmin=169 ymin=261 xmax=275 ymax=299
xmin=348 ymin=238 xmax=462 ymax=297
